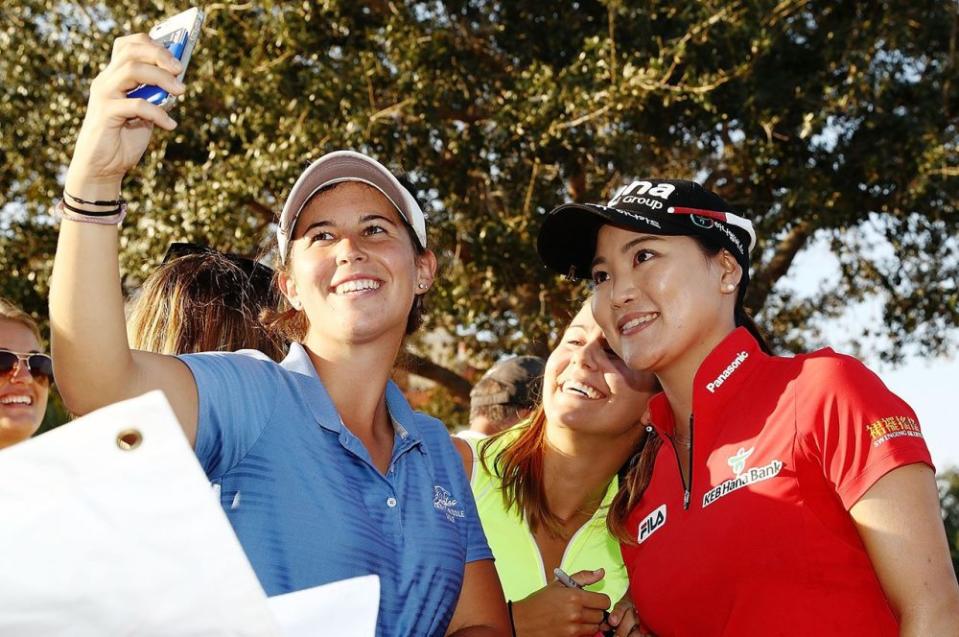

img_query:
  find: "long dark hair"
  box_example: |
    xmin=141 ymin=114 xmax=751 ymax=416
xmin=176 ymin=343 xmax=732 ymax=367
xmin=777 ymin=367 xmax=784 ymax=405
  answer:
xmin=480 ymin=406 xmax=563 ymax=536
xmin=698 ymin=233 xmax=773 ymax=354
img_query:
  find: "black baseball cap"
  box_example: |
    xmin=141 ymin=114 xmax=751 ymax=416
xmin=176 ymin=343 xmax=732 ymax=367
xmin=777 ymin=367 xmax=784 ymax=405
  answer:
xmin=537 ymin=179 xmax=756 ymax=293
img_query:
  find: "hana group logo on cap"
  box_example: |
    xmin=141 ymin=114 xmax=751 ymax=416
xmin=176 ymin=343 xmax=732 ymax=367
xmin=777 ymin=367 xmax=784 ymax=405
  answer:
xmin=605 ymin=180 xmax=757 ymax=259
xmin=608 ymin=180 xmax=677 ymax=210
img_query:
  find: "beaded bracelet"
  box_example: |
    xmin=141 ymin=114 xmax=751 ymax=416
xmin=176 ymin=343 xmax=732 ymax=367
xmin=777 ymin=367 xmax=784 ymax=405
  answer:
xmin=53 ymin=199 xmax=127 ymax=225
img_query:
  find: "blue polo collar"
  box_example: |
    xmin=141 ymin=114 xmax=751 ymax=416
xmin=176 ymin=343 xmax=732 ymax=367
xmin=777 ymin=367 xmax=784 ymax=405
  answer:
xmin=280 ymin=342 xmax=423 ymax=443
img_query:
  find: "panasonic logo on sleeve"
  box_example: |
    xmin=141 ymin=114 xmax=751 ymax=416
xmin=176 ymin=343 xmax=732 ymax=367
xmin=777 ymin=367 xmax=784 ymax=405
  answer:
xmin=706 ymin=351 xmax=749 ymax=393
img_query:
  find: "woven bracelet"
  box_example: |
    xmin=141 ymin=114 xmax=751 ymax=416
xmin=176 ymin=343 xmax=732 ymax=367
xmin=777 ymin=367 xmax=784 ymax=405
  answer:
xmin=53 ymin=199 xmax=127 ymax=226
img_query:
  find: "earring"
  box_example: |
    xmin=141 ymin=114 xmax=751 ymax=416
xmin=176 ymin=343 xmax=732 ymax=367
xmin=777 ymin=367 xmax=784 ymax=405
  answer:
xmin=290 ymin=300 xmax=301 ymax=310
xmin=417 ymin=283 xmax=428 ymax=290
xmin=645 ymin=425 xmax=654 ymax=433
xmin=723 ymin=284 xmax=736 ymax=292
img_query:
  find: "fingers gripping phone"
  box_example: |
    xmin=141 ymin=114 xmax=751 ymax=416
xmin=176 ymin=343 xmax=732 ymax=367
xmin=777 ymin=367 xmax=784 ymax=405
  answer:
xmin=126 ymin=8 xmax=205 ymax=109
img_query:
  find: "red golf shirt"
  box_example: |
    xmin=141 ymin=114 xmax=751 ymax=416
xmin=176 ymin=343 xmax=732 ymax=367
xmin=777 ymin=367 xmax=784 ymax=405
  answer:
xmin=622 ymin=328 xmax=933 ymax=636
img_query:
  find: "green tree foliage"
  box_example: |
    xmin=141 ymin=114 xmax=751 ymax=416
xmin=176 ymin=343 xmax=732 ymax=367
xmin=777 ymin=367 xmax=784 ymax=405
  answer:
xmin=940 ymin=469 xmax=959 ymax=581
xmin=2 ymin=1 xmax=958 ymax=400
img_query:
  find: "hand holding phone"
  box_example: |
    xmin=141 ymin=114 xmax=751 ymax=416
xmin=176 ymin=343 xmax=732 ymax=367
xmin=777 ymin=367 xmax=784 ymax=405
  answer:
xmin=65 ymin=11 xmax=202 ymax=202
xmin=127 ymin=8 xmax=204 ymax=109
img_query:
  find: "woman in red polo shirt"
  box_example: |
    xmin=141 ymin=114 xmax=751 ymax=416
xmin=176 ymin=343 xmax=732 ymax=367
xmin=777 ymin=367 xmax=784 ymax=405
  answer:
xmin=536 ymin=179 xmax=959 ymax=636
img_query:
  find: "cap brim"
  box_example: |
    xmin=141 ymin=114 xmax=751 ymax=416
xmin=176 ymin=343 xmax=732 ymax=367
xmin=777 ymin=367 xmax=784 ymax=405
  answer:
xmin=278 ymin=151 xmax=426 ymax=261
xmin=536 ymin=203 xmax=612 ymax=279
xmin=538 ymin=202 xmax=696 ymax=279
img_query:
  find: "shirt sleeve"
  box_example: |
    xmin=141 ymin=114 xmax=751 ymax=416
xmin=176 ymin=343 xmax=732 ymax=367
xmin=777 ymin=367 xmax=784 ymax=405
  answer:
xmin=458 ymin=464 xmax=494 ymax=564
xmin=178 ymin=350 xmax=279 ymax=480
xmin=442 ymin=426 xmax=493 ymax=563
xmin=797 ymin=351 xmax=934 ymax=509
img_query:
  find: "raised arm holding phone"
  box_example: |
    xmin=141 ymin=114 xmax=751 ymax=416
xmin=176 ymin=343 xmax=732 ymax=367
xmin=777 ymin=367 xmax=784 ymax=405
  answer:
xmin=50 ymin=17 xmax=509 ymax=637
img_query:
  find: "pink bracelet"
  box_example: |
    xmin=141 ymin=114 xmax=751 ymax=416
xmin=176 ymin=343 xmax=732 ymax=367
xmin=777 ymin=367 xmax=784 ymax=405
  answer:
xmin=53 ymin=199 xmax=127 ymax=225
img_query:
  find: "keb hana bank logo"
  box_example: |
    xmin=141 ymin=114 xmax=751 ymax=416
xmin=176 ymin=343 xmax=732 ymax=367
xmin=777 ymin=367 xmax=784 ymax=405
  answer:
xmin=702 ymin=447 xmax=783 ymax=508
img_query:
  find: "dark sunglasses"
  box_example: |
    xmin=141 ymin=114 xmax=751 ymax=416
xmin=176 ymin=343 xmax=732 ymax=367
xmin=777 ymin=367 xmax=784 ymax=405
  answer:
xmin=0 ymin=350 xmax=54 ymax=384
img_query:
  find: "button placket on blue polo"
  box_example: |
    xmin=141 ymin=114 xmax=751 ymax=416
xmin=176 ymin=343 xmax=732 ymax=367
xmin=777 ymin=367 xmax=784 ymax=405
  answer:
xmin=332 ymin=420 xmax=425 ymax=541
xmin=384 ymin=428 xmax=428 ymax=536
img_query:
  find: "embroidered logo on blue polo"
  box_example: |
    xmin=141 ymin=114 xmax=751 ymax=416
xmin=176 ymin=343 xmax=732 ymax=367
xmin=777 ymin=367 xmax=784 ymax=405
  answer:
xmin=432 ymin=485 xmax=465 ymax=523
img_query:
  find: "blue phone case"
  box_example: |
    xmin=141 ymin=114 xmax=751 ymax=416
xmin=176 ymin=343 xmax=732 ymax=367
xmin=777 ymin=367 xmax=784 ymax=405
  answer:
xmin=126 ymin=29 xmax=188 ymax=105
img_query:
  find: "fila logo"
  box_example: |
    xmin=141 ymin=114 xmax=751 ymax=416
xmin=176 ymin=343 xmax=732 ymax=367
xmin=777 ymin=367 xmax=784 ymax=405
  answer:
xmin=637 ymin=504 xmax=667 ymax=544
xmin=608 ymin=181 xmax=676 ymax=208
xmin=706 ymin=351 xmax=749 ymax=393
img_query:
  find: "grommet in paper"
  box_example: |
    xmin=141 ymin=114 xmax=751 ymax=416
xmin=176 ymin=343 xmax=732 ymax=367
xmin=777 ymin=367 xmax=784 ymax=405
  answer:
xmin=116 ymin=429 xmax=143 ymax=451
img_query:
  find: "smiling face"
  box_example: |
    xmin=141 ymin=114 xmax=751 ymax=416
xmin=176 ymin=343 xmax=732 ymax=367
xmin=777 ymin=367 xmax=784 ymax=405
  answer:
xmin=589 ymin=226 xmax=740 ymax=375
xmin=0 ymin=318 xmax=49 ymax=448
xmin=278 ymin=182 xmax=436 ymax=349
xmin=542 ymin=303 xmax=658 ymax=438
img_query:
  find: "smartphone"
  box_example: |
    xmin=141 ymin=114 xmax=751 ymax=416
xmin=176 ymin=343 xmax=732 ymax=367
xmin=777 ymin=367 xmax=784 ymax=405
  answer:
xmin=126 ymin=8 xmax=205 ymax=109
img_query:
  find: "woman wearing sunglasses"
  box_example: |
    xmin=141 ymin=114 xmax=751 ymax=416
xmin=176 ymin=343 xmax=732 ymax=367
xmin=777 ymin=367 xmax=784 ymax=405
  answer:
xmin=536 ymin=180 xmax=959 ymax=635
xmin=0 ymin=298 xmax=52 ymax=450
xmin=49 ymin=34 xmax=508 ymax=635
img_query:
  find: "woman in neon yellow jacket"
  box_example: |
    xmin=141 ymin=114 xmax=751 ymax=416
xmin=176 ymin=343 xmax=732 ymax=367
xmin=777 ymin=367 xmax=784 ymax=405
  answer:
xmin=455 ymin=300 xmax=657 ymax=637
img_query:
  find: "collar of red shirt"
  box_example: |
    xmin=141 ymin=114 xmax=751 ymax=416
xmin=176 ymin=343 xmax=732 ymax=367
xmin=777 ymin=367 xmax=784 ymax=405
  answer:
xmin=647 ymin=327 xmax=767 ymax=437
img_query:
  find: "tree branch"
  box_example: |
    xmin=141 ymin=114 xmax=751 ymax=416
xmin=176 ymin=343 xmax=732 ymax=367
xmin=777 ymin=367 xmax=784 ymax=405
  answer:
xmin=245 ymin=199 xmax=276 ymax=225
xmin=396 ymin=351 xmax=473 ymax=403
xmin=744 ymin=220 xmax=814 ymax=313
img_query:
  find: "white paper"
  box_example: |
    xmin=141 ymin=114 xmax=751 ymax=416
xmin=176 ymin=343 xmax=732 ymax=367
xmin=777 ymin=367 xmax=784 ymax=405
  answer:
xmin=267 ymin=575 xmax=379 ymax=637
xmin=0 ymin=391 xmax=281 ymax=636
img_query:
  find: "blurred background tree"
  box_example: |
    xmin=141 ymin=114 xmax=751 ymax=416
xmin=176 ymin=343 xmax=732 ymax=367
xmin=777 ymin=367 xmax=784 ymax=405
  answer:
xmin=939 ymin=469 xmax=959 ymax=580
xmin=2 ymin=0 xmax=957 ymax=412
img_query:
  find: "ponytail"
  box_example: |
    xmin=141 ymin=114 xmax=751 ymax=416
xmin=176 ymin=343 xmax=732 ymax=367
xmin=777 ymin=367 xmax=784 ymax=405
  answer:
xmin=734 ymin=303 xmax=773 ymax=354
xmin=608 ymin=428 xmax=663 ymax=544
xmin=694 ymin=233 xmax=773 ymax=356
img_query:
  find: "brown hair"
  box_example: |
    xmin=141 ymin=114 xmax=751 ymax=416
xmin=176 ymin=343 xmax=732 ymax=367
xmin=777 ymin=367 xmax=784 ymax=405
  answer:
xmin=263 ymin=181 xmax=430 ymax=341
xmin=480 ymin=406 xmax=562 ymax=535
xmin=0 ymin=297 xmax=42 ymax=344
xmin=127 ymin=251 xmax=286 ymax=360
xmin=607 ymin=428 xmax=663 ymax=543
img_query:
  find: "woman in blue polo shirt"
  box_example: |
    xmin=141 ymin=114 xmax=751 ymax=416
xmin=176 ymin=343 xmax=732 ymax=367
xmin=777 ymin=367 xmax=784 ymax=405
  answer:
xmin=49 ymin=33 xmax=508 ymax=636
